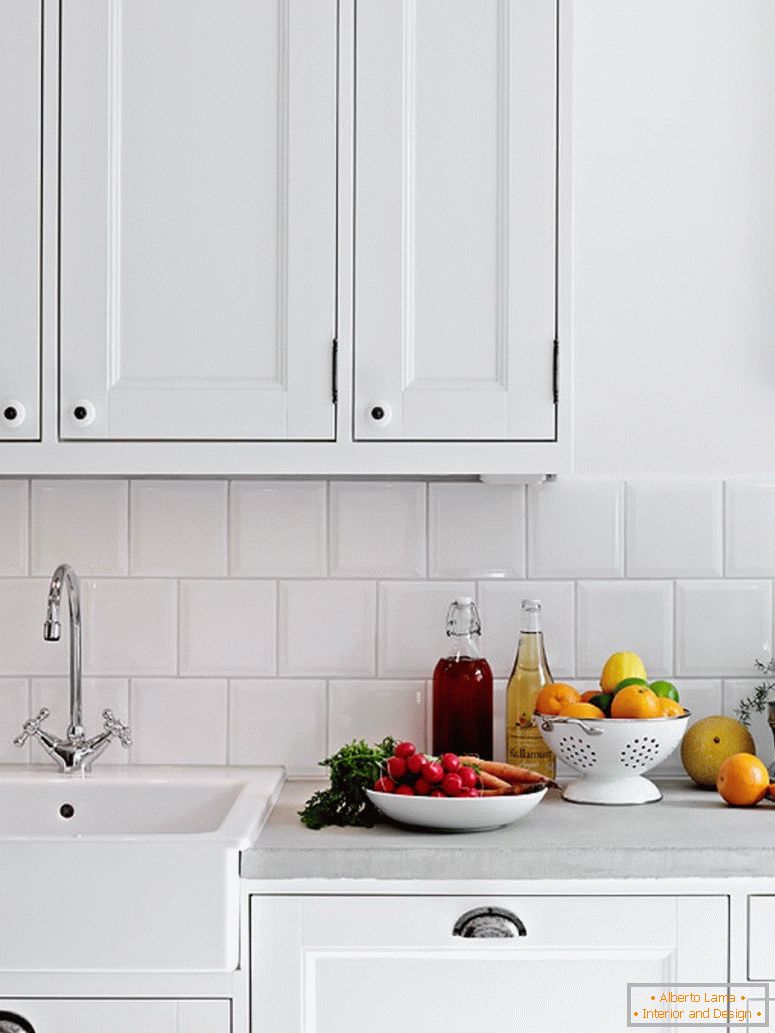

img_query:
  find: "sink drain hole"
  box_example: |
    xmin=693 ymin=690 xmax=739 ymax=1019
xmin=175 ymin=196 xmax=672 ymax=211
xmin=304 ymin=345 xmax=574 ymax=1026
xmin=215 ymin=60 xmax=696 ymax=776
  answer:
xmin=59 ymin=803 xmax=75 ymax=819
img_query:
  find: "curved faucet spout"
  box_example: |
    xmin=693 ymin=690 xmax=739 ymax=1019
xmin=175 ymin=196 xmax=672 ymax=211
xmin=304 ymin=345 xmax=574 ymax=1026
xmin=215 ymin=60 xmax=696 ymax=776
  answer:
xmin=44 ymin=564 xmax=83 ymax=739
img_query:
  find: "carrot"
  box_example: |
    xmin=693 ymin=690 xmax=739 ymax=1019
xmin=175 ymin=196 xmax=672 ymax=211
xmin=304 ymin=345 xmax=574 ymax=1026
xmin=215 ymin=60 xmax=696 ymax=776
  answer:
xmin=477 ymin=770 xmax=512 ymax=791
xmin=480 ymin=787 xmax=513 ymax=797
xmin=459 ymin=758 xmax=548 ymax=785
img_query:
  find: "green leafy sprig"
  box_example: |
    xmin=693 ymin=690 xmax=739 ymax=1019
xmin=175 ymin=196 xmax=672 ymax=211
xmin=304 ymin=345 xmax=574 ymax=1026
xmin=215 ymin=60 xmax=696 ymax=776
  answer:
xmin=734 ymin=659 xmax=775 ymax=728
xmin=298 ymin=736 xmax=396 ymax=830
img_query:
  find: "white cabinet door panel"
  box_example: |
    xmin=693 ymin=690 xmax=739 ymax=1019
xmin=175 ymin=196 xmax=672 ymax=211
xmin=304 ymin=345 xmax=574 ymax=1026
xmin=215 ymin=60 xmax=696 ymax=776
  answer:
xmin=60 ymin=0 xmax=336 ymax=440
xmin=252 ymin=895 xmax=728 ymax=1033
xmin=0 ymin=0 xmax=40 ymax=440
xmin=355 ymin=0 xmax=557 ymax=441
xmin=0 ymin=999 xmax=229 ymax=1033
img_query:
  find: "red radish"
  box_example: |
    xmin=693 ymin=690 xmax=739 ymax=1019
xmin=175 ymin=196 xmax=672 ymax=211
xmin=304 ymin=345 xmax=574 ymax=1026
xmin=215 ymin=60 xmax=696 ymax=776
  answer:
xmin=462 ymin=788 xmax=481 ymax=797
xmin=422 ymin=760 xmax=444 ymax=784
xmin=459 ymin=766 xmax=478 ymax=789
xmin=395 ymin=784 xmax=415 ymax=796
xmin=441 ymin=752 xmax=461 ymax=773
xmin=406 ymin=753 xmax=426 ymax=776
xmin=430 ymin=790 xmax=445 ymax=798
xmin=373 ymin=777 xmax=395 ymax=793
xmin=394 ymin=741 xmax=416 ymax=759
xmin=386 ymin=756 xmax=407 ymax=781
xmin=414 ymin=778 xmax=431 ymax=796
xmin=441 ymin=773 xmax=463 ymax=796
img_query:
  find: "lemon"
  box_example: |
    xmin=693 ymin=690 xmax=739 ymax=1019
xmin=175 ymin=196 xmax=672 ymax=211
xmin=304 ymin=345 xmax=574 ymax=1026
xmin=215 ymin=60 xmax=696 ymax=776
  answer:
xmin=681 ymin=716 xmax=755 ymax=788
xmin=600 ymin=652 xmax=647 ymax=693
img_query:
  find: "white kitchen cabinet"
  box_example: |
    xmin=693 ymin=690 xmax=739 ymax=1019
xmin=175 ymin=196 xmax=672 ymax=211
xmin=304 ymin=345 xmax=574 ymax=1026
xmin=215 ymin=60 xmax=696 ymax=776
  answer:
xmin=0 ymin=999 xmax=229 ymax=1033
xmin=354 ymin=0 xmax=558 ymax=442
xmin=0 ymin=0 xmax=41 ymax=441
xmin=251 ymin=894 xmax=728 ymax=1032
xmin=58 ymin=0 xmax=337 ymax=441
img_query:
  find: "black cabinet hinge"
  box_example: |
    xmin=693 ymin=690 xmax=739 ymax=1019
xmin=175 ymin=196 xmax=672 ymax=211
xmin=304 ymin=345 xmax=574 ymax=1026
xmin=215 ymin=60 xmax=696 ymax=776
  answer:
xmin=331 ymin=338 xmax=338 ymax=405
xmin=552 ymin=338 xmax=559 ymax=405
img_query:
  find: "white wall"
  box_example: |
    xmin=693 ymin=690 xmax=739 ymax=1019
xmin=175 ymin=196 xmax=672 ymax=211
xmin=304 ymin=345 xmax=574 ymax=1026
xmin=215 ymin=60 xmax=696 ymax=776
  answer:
xmin=573 ymin=0 xmax=775 ymax=474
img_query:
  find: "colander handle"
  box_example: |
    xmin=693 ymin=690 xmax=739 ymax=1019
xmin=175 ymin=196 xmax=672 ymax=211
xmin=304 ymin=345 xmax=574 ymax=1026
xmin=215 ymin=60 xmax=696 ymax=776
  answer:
xmin=453 ymin=906 xmax=527 ymax=939
xmin=538 ymin=716 xmax=603 ymax=736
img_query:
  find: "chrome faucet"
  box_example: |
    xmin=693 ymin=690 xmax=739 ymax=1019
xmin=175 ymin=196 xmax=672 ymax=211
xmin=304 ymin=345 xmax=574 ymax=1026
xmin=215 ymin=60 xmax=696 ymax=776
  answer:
xmin=14 ymin=563 xmax=132 ymax=773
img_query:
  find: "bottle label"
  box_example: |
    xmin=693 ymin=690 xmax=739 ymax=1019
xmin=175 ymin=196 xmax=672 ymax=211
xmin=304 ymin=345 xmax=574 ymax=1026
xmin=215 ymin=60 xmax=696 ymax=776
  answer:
xmin=506 ymin=726 xmax=556 ymax=779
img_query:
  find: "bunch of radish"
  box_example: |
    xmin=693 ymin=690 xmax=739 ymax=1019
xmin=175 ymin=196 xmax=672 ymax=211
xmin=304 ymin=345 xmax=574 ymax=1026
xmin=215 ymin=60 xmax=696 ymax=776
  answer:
xmin=372 ymin=742 xmax=554 ymax=798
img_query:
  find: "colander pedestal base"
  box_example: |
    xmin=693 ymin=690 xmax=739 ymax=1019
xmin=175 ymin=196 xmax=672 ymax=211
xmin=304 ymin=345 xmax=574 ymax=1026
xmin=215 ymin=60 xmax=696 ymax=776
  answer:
xmin=562 ymin=774 xmax=662 ymax=805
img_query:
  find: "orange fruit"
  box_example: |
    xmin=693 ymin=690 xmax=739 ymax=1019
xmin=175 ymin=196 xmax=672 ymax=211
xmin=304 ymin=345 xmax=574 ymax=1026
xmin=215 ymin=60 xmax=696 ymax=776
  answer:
xmin=716 ymin=753 xmax=769 ymax=807
xmin=610 ymin=685 xmax=661 ymax=719
xmin=535 ymin=683 xmax=581 ymax=716
xmin=580 ymin=690 xmax=599 ymax=702
xmin=656 ymin=698 xmax=685 ymax=718
xmin=559 ymin=702 xmax=606 ymax=719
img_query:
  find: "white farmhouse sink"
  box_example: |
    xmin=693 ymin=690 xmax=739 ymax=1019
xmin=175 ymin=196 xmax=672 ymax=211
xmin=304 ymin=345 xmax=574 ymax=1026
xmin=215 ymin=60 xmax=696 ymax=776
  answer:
xmin=0 ymin=765 xmax=283 ymax=972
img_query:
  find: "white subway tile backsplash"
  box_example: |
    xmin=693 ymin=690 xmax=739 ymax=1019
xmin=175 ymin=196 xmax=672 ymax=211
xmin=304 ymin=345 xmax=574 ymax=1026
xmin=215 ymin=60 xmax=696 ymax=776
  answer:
xmin=329 ymin=680 xmax=427 ymax=752
xmin=378 ymin=581 xmax=474 ymax=678
xmin=31 ymin=480 xmax=127 ymax=575
xmin=725 ymin=481 xmax=775 ymax=577
xmin=0 ymin=481 xmax=28 ymax=575
xmin=528 ymin=480 xmax=624 ymax=578
xmin=130 ymin=679 xmax=228 ymax=765
xmin=31 ymin=678 xmax=129 ymax=765
xmin=82 ymin=579 xmax=177 ymax=676
xmin=130 ymin=480 xmax=227 ymax=576
xmin=676 ymin=580 xmax=772 ymax=676
xmin=279 ymin=581 xmax=375 ymax=677
xmin=0 ymin=579 xmax=68 ymax=675
xmin=179 ymin=580 xmax=276 ymax=676
xmin=2 ymin=474 xmax=775 ymax=769
xmin=230 ymin=481 xmax=327 ymax=577
xmin=577 ymin=580 xmax=673 ymax=677
xmin=229 ymin=679 xmax=326 ymax=775
xmin=0 ymin=679 xmax=29 ymax=763
xmin=330 ymin=482 xmax=425 ymax=577
xmin=478 ymin=581 xmax=575 ymax=678
xmin=428 ymin=483 xmax=525 ymax=579
xmin=626 ymin=480 xmax=722 ymax=577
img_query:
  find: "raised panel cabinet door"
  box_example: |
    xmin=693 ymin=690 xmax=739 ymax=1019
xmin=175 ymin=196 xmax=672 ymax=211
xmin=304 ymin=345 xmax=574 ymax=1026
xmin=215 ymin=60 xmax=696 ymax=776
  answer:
xmin=59 ymin=0 xmax=336 ymax=441
xmin=355 ymin=0 xmax=558 ymax=442
xmin=0 ymin=999 xmax=229 ymax=1033
xmin=0 ymin=0 xmax=40 ymax=441
xmin=251 ymin=896 xmax=728 ymax=1032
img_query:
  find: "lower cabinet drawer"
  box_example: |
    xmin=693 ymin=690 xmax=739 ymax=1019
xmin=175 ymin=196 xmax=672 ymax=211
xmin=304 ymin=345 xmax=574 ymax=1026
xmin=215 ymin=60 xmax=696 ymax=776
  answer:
xmin=0 ymin=999 xmax=229 ymax=1033
xmin=251 ymin=895 xmax=728 ymax=1033
xmin=749 ymin=895 xmax=775 ymax=980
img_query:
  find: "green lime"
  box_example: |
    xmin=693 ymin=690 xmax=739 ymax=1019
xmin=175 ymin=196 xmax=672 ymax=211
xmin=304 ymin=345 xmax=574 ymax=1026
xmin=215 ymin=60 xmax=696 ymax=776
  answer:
xmin=588 ymin=692 xmax=613 ymax=716
xmin=650 ymin=680 xmax=679 ymax=702
xmin=613 ymin=677 xmax=649 ymax=695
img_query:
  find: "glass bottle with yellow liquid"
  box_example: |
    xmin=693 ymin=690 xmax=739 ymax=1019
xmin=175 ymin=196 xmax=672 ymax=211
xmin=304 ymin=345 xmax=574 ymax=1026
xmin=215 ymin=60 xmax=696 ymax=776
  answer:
xmin=505 ymin=599 xmax=556 ymax=778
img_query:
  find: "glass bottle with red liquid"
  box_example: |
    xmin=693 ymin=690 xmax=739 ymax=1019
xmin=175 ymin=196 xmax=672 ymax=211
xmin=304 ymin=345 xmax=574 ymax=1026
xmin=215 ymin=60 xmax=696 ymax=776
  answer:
xmin=432 ymin=597 xmax=493 ymax=758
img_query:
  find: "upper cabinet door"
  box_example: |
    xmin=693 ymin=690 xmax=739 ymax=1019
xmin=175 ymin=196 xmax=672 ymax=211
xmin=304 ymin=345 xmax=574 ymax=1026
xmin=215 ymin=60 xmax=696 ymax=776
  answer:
xmin=354 ymin=0 xmax=557 ymax=442
xmin=59 ymin=0 xmax=336 ymax=441
xmin=0 ymin=1 xmax=40 ymax=441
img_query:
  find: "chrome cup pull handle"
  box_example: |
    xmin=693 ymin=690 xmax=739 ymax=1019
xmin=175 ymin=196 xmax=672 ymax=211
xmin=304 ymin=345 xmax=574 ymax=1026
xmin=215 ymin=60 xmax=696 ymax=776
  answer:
xmin=453 ymin=906 xmax=527 ymax=939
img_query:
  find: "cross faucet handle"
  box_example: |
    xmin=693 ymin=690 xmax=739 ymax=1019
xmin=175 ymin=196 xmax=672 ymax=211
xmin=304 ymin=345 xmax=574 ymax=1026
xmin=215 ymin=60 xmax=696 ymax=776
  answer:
xmin=14 ymin=708 xmax=51 ymax=747
xmin=102 ymin=709 xmax=132 ymax=748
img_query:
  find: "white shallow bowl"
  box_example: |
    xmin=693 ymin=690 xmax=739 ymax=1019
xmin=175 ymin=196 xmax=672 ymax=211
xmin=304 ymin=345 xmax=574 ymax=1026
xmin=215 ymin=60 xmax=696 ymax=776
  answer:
xmin=365 ymin=787 xmax=547 ymax=833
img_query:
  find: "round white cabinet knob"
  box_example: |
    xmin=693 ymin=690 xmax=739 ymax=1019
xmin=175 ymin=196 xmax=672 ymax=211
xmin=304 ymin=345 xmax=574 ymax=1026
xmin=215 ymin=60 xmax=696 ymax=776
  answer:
xmin=1 ymin=401 xmax=26 ymax=429
xmin=70 ymin=399 xmax=96 ymax=427
xmin=368 ymin=401 xmax=393 ymax=426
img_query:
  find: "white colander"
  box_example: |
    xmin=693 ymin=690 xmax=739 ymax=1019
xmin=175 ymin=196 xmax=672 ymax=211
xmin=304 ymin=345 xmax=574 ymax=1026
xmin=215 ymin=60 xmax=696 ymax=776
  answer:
xmin=536 ymin=712 xmax=690 ymax=804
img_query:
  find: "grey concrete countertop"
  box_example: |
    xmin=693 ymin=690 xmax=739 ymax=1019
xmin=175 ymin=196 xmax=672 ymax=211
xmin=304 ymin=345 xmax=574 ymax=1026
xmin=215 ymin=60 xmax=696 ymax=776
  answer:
xmin=241 ymin=778 xmax=775 ymax=881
